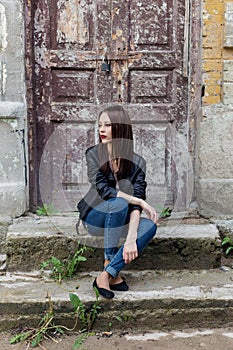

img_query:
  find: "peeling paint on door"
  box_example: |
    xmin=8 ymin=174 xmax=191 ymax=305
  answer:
xmin=56 ymin=0 xmax=94 ymax=46
xmin=25 ymin=0 xmax=196 ymax=212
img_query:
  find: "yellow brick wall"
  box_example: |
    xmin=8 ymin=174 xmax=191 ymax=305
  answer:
xmin=202 ymin=0 xmax=233 ymax=105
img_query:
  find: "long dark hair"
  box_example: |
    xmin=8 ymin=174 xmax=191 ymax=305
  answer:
xmin=98 ymin=105 xmax=134 ymax=179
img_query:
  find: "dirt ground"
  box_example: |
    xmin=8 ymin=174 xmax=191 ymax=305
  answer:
xmin=2 ymin=327 xmax=233 ymax=350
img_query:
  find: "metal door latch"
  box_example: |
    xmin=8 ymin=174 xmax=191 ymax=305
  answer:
xmin=101 ymin=57 xmax=111 ymax=72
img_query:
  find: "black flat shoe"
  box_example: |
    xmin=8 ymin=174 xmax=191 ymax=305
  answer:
xmin=93 ymin=278 xmax=115 ymax=299
xmin=110 ymin=279 xmax=129 ymax=291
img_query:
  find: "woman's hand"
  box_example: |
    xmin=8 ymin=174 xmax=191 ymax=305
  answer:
xmin=140 ymin=200 xmax=158 ymax=224
xmin=123 ymin=241 xmax=138 ymax=264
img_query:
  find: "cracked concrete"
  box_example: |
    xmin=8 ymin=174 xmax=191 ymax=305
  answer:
xmin=1 ymin=269 xmax=233 ymax=332
xmin=5 ymin=216 xmax=222 ymax=272
xmin=0 ymin=216 xmax=230 ymax=334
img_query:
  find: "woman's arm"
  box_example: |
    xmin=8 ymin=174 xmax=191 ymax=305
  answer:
xmin=118 ymin=160 xmax=158 ymax=264
xmin=120 ymin=192 xmax=158 ymax=265
xmin=117 ymin=190 xmax=158 ymax=224
xmin=121 ymin=199 xmax=158 ymax=265
xmin=123 ymin=209 xmax=140 ymax=264
xmin=120 ymin=191 xmax=158 ymax=264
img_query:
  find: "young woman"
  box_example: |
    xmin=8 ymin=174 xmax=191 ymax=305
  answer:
xmin=77 ymin=105 xmax=158 ymax=299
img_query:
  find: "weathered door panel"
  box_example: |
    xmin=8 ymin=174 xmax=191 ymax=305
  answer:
xmin=50 ymin=0 xmax=96 ymax=50
xmin=30 ymin=0 xmax=188 ymax=212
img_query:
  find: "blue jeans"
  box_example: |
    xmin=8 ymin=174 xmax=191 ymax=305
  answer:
xmin=84 ymin=197 xmax=157 ymax=278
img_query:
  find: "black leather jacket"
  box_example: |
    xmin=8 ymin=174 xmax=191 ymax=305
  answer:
xmin=77 ymin=144 xmax=147 ymax=220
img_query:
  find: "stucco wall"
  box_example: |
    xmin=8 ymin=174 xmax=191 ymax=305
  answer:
xmin=0 ymin=0 xmax=28 ymax=217
xmin=197 ymin=0 xmax=233 ymax=217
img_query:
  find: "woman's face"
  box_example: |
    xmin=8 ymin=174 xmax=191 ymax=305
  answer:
xmin=98 ymin=112 xmax=112 ymax=143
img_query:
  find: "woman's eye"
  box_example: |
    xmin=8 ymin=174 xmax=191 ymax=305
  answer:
xmin=98 ymin=123 xmax=111 ymax=128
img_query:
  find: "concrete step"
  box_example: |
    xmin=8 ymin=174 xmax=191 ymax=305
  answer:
xmin=0 ymin=269 xmax=233 ymax=332
xmin=5 ymin=215 xmax=222 ymax=272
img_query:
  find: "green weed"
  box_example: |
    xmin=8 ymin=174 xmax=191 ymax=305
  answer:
xmin=40 ymin=244 xmax=90 ymax=283
xmin=70 ymin=287 xmax=101 ymax=332
xmin=36 ymin=202 xmax=58 ymax=216
xmin=70 ymin=288 xmax=101 ymax=349
xmin=10 ymin=290 xmax=101 ymax=350
xmin=159 ymin=207 xmax=173 ymax=218
xmin=222 ymin=236 xmax=233 ymax=255
xmin=10 ymin=294 xmax=66 ymax=348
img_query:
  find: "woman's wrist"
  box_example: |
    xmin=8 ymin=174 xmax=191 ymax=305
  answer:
xmin=125 ymin=233 xmax=137 ymax=245
xmin=125 ymin=237 xmax=136 ymax=245
xmin=138 ymin=198 xmax=144 ymax=208
xmin=131 ymin=197 xmax=143 ymax=207
xmin=117 ymin=191 xmax=144 ymax=208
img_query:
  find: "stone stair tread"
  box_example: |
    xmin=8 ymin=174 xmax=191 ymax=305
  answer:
xmin=5 ymin=217 xmax=222 ymax=272
xmin=0 ymin=269 xmax=233 ymax=331
xmin=7 ymin=215 xmax=219 ymax=239
xmin=1 ymin=269 xmax=232 ymax=301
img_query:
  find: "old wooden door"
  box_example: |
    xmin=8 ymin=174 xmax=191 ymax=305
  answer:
xmin=27 ymin=0 xmax=190 ymax=213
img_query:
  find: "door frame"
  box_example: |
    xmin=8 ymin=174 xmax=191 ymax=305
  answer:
xmin=24 ymin=0 xmax=202 ymax=211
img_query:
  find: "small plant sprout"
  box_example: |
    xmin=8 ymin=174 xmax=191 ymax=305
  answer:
xmin=159 ymin=207 xmax=173 ymax=218
xmin=40 ymin=244 xmax=91 ymax=283
xmin=36 ymin=202 xmax=58 ymax=216
xmin=222 ymin=236 xmax=233 ymax=255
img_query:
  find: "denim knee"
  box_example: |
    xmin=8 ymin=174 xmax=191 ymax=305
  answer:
xmin=145 ymin=221 xmax=157 ymax=241
xmin=107 ymin=197 xmax=128 ymax=213
xmin=138 ymin=218 xmax=157 ymax=240
xmin=150 ymin=222 xmax=157 ymax=238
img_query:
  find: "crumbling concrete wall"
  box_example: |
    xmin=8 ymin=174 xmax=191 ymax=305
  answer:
xmin=0 ymin=0 xmax=28 ymax=217
xmin=197 ymin=0 xmax=233 ymax=218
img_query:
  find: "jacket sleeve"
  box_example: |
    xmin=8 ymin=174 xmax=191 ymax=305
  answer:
xmin=86 ymin=147 xmax=118 ymax=200
xmin=129 ymin=158 xmax=147 ymax=214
